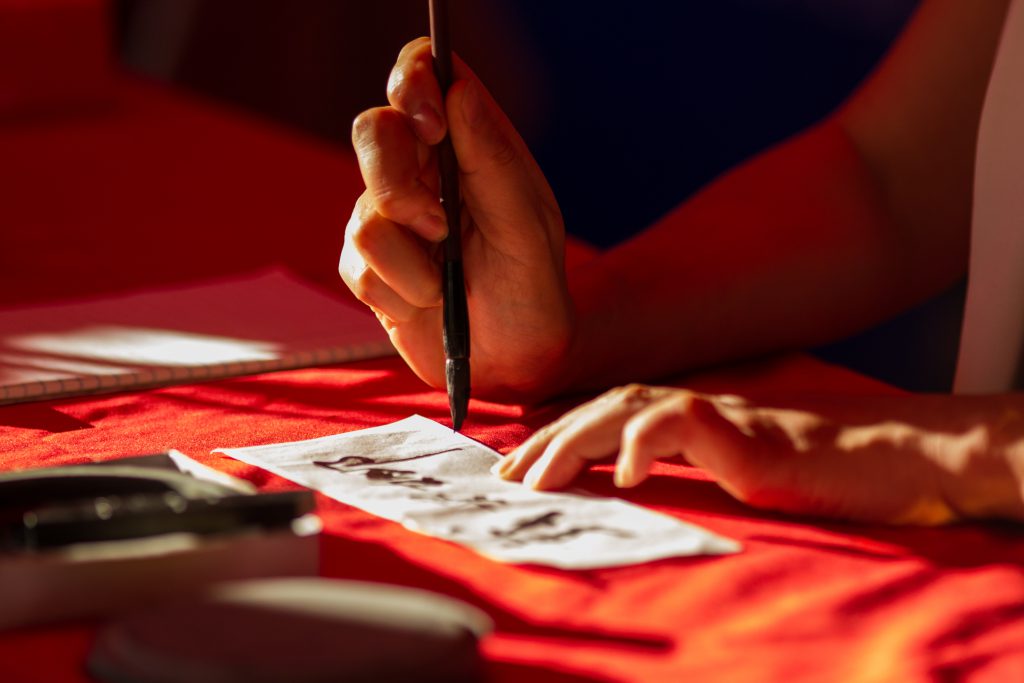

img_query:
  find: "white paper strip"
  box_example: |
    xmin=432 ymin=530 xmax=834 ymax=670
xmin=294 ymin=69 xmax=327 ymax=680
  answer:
xmin=0 ymin=269 xmax=394 ymax=405
xmin=215 ymin=415 xmax=739 ymax=569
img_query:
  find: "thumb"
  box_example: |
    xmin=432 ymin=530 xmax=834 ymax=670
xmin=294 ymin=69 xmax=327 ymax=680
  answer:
xmin=445 ymin=78 xmax=554 ymax=236
xmin=448 ymin=78 xmax=521 ymax=174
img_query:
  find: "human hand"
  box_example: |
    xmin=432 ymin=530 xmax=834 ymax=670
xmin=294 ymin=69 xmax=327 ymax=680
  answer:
xmin=340 ymin=38 xmax=573 ymax=401
xmin=495 ymin=385 xmax=1024 ymax=524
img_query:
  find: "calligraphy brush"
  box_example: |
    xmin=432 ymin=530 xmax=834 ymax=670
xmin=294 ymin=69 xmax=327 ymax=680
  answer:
xmin=429 ymin=0 xmax=470 ymax=431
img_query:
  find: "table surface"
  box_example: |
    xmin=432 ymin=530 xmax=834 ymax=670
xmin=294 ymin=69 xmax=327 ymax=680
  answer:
xmin=2 ymin=75 xmax=1023 ymax=683
xmin=2 ymin=354 xmax=1023 ymax=683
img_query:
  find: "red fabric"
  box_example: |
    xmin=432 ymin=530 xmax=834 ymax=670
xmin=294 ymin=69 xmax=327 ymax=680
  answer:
xmin=2 ymin=78 xmax=1023 ymax=682
xmin=1 ymin=357 xmax=1023 ymax=683
xmin=0 ymin=0 xmax=113 ymax=119
xmin=0 ymin=73 xmax=598 ymax=307
xmin=0 ymin=75 xmax=361 ymax=305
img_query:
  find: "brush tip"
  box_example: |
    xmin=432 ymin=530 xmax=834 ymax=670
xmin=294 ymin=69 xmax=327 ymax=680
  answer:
xmin=446 ymin=358 xmax=470 ymax=431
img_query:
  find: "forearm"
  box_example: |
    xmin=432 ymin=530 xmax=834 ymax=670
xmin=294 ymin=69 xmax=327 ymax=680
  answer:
xmin=933 ymin=395 xmax=1024 ymax=522
xmin=779 ymin=392 xmax=1024 ymax=523
xmin=555 ymin=119 xmax=963 ymax=394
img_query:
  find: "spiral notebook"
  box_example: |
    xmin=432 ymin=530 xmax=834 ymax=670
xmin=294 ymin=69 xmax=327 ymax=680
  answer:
xmin=0 ymin=269 xmax=395 ymax=405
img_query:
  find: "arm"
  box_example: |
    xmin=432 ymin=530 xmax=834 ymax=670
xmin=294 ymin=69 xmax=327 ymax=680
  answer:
xmin=495 ymin=1 xmax=1024 ymax=523
xmin=342 ymin=1 xmax=1009 ymax=403
xmin=559 ymin=0 xmax=1012 ymax=395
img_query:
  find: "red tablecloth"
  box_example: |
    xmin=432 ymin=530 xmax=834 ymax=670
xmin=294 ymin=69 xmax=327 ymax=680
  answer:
xmin=2 ymin=354 xmax=1024 ymax=683
xmin=2 ymin=72 xmax=1023 ymax=683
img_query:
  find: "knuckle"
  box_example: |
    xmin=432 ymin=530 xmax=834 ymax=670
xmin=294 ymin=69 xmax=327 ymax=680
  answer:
xmin=351 ymin=109 xmax=378 ymax=146
xmin=389 ymin=54 xmax=435 ymax=102
xmin=391 ymin=41 xmax=434 ymax=100
xmin=665 ymin=392 xmax=695 ymax=417
xmin=341 ymin=268 xmax=369 ymax=303
xmin=352 ymin=107 xmax=401 ymax=154
xmin=353 ymin=192 xmax=377 ymax=223
xmin=347 ymin=214 xmax=380 ymax=254
xmin=346 ymin=194 xmax=371 ymax=228
xmin=371 ymin=186 xmax=409 ymax=222
xmin=621 ymin=413 xmax=650 ymax=444
xmin=386 ymin=67 xmax=411 ymax=105
xmin=397 ymin=36 xmax=431 ymax=63
xmin=339 ymin=214 xmax=366 ymax=279
xmin=339 ymin=244 xmax=382 ymax=306
xmin=338 ymin=243 xmax=356 ymax=281
xmin=351 ymin=267 xmax=386 ymax=306
xmin=343 ymin=263 xmax=370 ymax=300
xmin=337 ymin=261 xmax=352 ymax=287
xmin=614 ymin=383 xmax=658 ymax=407
xmin=715 ymin=394 xmax=750 ymax=408
xmin=622 ymin=412 xmax=667 ymax=454
xmin=600 ymin=384 xmax=636 ymax=403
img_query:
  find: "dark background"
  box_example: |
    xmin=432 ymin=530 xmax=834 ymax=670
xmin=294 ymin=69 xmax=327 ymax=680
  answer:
xmin=114 ymin=0 xmax=921 ymax=247
xmin=113 ymin=0 xmax=964 ymax=392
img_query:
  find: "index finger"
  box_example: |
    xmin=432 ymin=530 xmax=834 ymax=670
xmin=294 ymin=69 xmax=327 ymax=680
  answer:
xmin=351 ymin=106 xmax=447 ymax=241
xmin=497 ymin=385 xmax=672 ymax=488
xmin=387 ymin=37 xmax=476 ymax=145
xmin=387 ymin=38 xmax=445 ymax=145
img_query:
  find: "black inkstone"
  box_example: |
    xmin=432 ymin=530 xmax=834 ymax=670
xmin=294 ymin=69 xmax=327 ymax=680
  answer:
xmin=87 ymin=578 xmax=491 ymax=683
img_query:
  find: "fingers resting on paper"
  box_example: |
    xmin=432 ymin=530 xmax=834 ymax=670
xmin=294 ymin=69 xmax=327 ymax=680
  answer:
xmin=496 ymin=385 xmax=755 ymax=491
xmin=496 ymin=385 xmax=1012 ymax=524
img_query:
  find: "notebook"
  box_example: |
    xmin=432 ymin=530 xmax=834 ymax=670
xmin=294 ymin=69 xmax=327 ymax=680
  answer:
xmin=0 ymin=269 xmax=395 ymax=405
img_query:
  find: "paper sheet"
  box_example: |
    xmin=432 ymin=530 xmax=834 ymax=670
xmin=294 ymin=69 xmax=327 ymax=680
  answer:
xmin=215 ymin=416 xmax=739 ymax=569
xmin=0 ymin=269 xmax=393 ymax=404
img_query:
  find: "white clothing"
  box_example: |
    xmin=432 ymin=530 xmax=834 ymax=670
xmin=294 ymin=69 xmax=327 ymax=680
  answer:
xmin=955 ymin=0 xmax=1024 ymax=392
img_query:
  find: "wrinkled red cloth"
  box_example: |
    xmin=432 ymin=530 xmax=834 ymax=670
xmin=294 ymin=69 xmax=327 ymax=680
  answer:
xmin=1 ymin=68 xmax=1022 ymax=683
xmin=1 ymin=356 xmax=1023 ymax=683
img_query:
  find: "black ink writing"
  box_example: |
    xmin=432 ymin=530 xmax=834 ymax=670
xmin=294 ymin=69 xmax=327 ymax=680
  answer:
xmin=312 ymin=448 xmax=638 ymax=550
xmin=409 ymin=492 xmax=508 ymax=513
xmin=490 ymin=510 xmax=634 ymax=547
xmin=319 ymin=455 xmax=375 ymax=469
xmin=363 ymin=467 xmax=443 ymax=489
xmin=313 ymin=448 xmax=464 ymax=472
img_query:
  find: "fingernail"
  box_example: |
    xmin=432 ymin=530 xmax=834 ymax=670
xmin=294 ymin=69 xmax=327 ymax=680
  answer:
xmin=411 ymin=102 xmax=443 ymax=142
xmin=494 ymin=455 xmax=516 ymax=478
xmin=460 ymin=80 xmax=484 ymax=129
xmin=523 ymin=467 xmax=541 ymax=489
xmin=412 ymin=213 xmax=448 ymax=241
xmin=614 ymin=463 xmax=634 ymax=488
